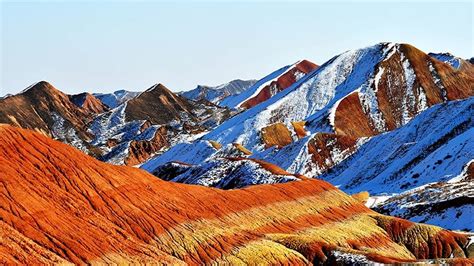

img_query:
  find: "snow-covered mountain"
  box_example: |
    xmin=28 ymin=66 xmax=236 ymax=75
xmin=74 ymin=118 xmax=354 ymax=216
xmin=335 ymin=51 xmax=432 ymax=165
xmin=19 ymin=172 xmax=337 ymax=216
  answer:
xmin=85 ymin=83 xmax=236 ymax=165
xmin=93 ymin=90 xmax=140 ymax=108
xmin=142 ymin=42 xmax=473 ymax=171
xmin=181 ymin=79 xmax=257 ymax=104
xmin=141 ymin=42 xmax=474 ymax=230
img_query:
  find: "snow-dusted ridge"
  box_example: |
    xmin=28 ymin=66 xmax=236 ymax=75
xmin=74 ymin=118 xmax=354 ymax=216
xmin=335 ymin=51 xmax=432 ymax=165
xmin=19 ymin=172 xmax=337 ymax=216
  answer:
xmin=141 ymin=42 xmax=398 ymax=170
xmin=218 ymin=64 xmax=295 ymax=109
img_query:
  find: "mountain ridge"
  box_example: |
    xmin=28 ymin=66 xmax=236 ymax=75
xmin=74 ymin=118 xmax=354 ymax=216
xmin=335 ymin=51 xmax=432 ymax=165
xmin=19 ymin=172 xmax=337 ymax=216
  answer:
xmin=140 ymin=42 xmax=474 ymax=231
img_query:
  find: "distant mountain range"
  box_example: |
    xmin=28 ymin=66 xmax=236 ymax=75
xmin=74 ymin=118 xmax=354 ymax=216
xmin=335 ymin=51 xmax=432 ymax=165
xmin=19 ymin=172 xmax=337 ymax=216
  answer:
xmin=181 ymin=79 xmax=257 ymax=104
xmin=93 ymin=89 xmax=140 ymax=108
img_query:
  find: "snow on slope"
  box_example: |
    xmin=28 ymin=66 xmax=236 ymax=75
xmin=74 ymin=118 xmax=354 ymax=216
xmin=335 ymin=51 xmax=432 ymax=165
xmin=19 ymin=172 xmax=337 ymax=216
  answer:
xmin=428 ymin=52 xmax=462 ymax=69
xmin=152 ymin=158 xmax=300 ymax=189
xmin=317 ymin=98 xmax=474 ymax=230
xmin=319 ymin=98 xmax=473 ymax=194
xmin=50 ymin=112 xmax=89 ymax=153
xmin=373 ymin=161 xmax=473 ymax=231
xmin=141 ymin=43 xmax=394 ymax=171
xmin=94 ymin=90 xmax=140 ymax=108
xmin=87 ymin=103 xmax=160 ymax=164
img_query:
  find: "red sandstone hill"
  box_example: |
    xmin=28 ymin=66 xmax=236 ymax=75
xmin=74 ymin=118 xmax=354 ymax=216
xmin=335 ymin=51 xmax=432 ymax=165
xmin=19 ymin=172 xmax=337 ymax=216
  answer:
xmin=0 ymin=124 xmax=472 ymax=264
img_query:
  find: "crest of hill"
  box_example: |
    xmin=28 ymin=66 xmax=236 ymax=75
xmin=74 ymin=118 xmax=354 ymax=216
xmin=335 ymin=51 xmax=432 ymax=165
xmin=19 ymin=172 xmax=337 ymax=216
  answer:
xmin=124 ymin=83 xmax=197 ymax=124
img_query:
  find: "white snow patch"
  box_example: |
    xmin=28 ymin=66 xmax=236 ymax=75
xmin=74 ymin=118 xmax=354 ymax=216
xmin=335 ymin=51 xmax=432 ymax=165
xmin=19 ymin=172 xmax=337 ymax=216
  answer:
xmin=373 ymin=66 xmax=385 ymax=92
xmin=401 ymin=52 xmax=416 ymax=125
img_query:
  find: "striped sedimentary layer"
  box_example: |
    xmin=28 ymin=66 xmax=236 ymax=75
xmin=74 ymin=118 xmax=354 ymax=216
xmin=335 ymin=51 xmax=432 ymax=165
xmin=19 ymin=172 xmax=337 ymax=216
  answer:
xmin=0 ymin=125 xmax=471 ymax=264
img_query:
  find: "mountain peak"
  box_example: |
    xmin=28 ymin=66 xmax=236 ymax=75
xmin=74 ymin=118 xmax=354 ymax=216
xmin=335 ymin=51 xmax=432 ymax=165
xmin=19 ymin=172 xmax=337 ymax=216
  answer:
xmin=125 ymin=83 xmax=196 ymax=124
xmin=20 ymin=80 xmax=61 ymax=96
xmin=69 ymin=92 xmax=108 ymax=114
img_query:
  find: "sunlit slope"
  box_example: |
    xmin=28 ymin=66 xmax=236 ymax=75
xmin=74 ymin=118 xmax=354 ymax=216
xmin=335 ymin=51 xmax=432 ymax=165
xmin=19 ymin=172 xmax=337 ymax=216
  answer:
xmin=0 ymin=125 xmax=471 ymax=264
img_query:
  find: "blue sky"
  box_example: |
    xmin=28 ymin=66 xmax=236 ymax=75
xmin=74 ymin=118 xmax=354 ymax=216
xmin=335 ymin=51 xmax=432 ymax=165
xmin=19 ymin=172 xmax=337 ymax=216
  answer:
xmin=1 ymin=1 xmax=472 ymax=95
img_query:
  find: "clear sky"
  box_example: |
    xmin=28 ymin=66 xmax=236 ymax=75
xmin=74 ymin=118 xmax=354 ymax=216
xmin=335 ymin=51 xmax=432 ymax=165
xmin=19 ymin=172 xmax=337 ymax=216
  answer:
xmin=1 ymin=1 xmax=472 ymax=95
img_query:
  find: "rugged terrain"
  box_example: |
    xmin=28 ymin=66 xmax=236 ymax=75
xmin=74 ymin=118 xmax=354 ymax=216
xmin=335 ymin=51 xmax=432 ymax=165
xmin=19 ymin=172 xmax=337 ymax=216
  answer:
xmin=1 ymin=42 xmax=472 ymax=234
xmin=0 ymin=124 xmax=472 ymax=264
xmin=0 ymin=81 xmax=234 ymax=166
xmin=0 ymin=81 xmax=106 ymax=155
xmin=88 ymin=83 xmax=234 ymax=165
xmin=141 ymin=42 xmax=474 ymax=230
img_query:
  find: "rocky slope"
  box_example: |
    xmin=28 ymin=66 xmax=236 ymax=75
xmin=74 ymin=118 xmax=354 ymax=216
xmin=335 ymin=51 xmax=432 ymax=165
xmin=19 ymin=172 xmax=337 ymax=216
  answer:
xmin=70 ymin=92 xmax=109 ymax=114
xmin=0 ymin=81 xmax=234 ymax=166
xmin=181 ymin=79 xmax=257 ymax=104
xmin=0 ymin=81 xmax=103 ymax=155
xmin=124 ymin=83 xmax=198 ymax=125
xmin=0 ymin=124 xmax=472 ymax=264
xmin=141 ymin=42 xmax=474 ymax=230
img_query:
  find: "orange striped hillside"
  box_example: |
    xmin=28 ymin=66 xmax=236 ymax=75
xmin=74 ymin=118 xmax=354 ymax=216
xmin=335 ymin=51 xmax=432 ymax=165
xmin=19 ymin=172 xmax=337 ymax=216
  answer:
xmin=0 ymin=124 xmax=472 ymax=264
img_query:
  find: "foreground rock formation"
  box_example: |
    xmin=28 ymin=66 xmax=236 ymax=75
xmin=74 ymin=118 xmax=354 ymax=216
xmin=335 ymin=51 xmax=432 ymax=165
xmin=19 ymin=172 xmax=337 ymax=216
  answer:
xmin=0 ymin=124 xmax=472 ymax=264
